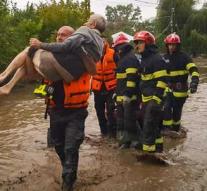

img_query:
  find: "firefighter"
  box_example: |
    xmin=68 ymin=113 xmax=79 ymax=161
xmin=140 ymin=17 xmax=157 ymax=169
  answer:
xmin=91 ymin=39 xmax=117 ymax=137
xmin=114 ymin=33 xmax=141 ymax=148
xmin=133 ymin=31 xmax=168 ymax=153
xmin=162 ymin=33 xmax=199 ymax=135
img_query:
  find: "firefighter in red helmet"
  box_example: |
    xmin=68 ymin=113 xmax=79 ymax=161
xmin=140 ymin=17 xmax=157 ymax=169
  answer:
xmin=113 ymin=34 xmax=130 ymax=47
xmin=134 ymin=31 xmax=155 ymax=46
xmin=164 ymin=33 xmax=181 ymax=44
xmin=162 ymin=33 xmax=199 ymax=136
xmin=113 ymin=33 xmax=141 ymax=148
xmin=133 ymin=31 xmax=168 ymax=154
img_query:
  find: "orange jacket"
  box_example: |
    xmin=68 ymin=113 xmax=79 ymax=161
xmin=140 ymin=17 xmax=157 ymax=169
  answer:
xmin=46 ymin=73 xmax=91 ymax=109
xmin=91 ymin=42 xmax=117 ymax=91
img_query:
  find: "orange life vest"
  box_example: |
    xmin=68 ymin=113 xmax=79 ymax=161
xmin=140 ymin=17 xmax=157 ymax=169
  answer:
xmin=91 ymin=42 xmax=117 ymax=91
xmin=47 ymin=73 xmax=91 ymax=109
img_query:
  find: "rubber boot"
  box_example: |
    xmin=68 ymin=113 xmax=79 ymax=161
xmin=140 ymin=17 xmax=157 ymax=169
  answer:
xmin=62 ymin=180 xmax=74 ymax=191
xmin=47 ymin=128 xmax=55 ymax=148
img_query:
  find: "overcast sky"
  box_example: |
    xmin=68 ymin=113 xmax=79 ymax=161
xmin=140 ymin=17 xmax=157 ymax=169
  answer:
xmin=12 ymin=0 xmax=205 ymax=20
xmin=12 ymin=0 xmax=158 ymax=20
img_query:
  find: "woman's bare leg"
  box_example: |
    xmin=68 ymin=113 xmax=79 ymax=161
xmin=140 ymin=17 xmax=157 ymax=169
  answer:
xmin=0 ymin=66 xmax=26 ymax=95
xmin=25 ymin=54 xmax=35 ymax=75
xmin=0 ymin=48 xmax=29 ymax=83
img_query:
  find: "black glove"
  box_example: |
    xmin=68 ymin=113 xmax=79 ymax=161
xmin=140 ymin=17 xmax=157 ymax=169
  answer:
xmin=123 ymin=96 xmax=131 ymax=103
xmin=123 ymin=96 xmax=131 ymax=107
xmin=163 ymin=91 xmax=173 ymax=109
xmin=147 ymin=99 xmax=161 ymax=114
xmin=190 ymin=82 xmax=198 ymax=94
xmin=149 ymin=99 xmax=159 ymax=107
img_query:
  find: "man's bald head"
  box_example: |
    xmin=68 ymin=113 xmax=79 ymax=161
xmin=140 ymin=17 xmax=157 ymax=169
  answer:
xmin=56 ymin=26 xmax=75 ymax=42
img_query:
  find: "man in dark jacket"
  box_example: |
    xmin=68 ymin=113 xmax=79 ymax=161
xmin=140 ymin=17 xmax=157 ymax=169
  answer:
xmin=114 ymin=33 xmax=141 ymax=148
xmin=133 ymin=31 xmax=168 ymax=153
xmin=33 ymin=26 xmax=75 ymax=148
xmin=34 ymin=26 xmax=91 ymax=191
xmin=162 ymin=33 xmax=199 ymax=135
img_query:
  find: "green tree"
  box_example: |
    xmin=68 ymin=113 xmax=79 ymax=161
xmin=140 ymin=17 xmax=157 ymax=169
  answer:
xmin=184 ymin=8 xmax=207 ymax=36
xmin=105 ymin=4 xmax=142 ymax=38
xmin=0 ymin=0 xmax=14 ymax=68
xmin=0 ymin=0 xmax=91 ymax=71
xmin=155 ymin=0 xmax=205 ymax=52
xmin=156 ymin=0 xmax=196 ymax=34
xmin=10 ymin=3 xmax=42 ymax=51
xmin=37 ymin=0 xmax=90 ymax=41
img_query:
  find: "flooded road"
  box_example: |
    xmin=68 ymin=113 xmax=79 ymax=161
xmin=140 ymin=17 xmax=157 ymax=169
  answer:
xmin=0 ymin=58 xmax=207 ymax=191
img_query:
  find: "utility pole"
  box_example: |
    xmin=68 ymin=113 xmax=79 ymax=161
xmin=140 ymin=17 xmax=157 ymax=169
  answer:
xmin=170 ymin=0 xmax=175 ymax=32
xmin=86 ymin=0 xmax=91 ymax=13
xmin=88 ymin=0 xmax=91 ymax=12
xmin=84 ymin=0 xmax=90 ymax=18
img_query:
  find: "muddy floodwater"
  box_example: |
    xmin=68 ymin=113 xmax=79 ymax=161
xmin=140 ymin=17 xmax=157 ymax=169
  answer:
xmin=0 ymin=58 xmax=207 ymax=191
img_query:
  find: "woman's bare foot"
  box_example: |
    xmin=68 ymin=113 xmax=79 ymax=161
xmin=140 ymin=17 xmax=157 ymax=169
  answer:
xmin=0 ymin=85 xmax=11 ymax=95
xmin=0 ymin=48 xmax=29 ymax=85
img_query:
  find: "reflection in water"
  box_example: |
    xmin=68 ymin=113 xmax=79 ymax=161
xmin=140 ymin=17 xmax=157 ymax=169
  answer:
xmin=0 ymin=60 xmax=207 ymax=190
xmin=0 ymin=86 xmax=48 ymax=179
xmin=0 ymin=85 xmax=100 ymax=181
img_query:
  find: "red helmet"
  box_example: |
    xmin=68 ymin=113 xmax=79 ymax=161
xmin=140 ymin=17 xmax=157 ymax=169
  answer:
xmin=164 ymin=33 xmax=181 ymax=44
xmin=113 ymin=33 xmax=130 ymax=47
xmin=133 ymin=31 xmax=155 ymax=45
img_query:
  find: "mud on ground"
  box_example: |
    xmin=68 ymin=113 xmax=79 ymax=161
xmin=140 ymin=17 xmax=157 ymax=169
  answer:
xmin=1 ymin=135 xmax=207 ymax=191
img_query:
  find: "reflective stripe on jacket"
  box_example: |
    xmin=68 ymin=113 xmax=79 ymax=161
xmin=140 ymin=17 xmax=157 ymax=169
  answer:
xmin=115 ymin=44 xmax=141 ymax=103
xmin=140 ymin=47 xmax=168 ymax=104
xmin=163 ymin=51 xmax=199 ymax=98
